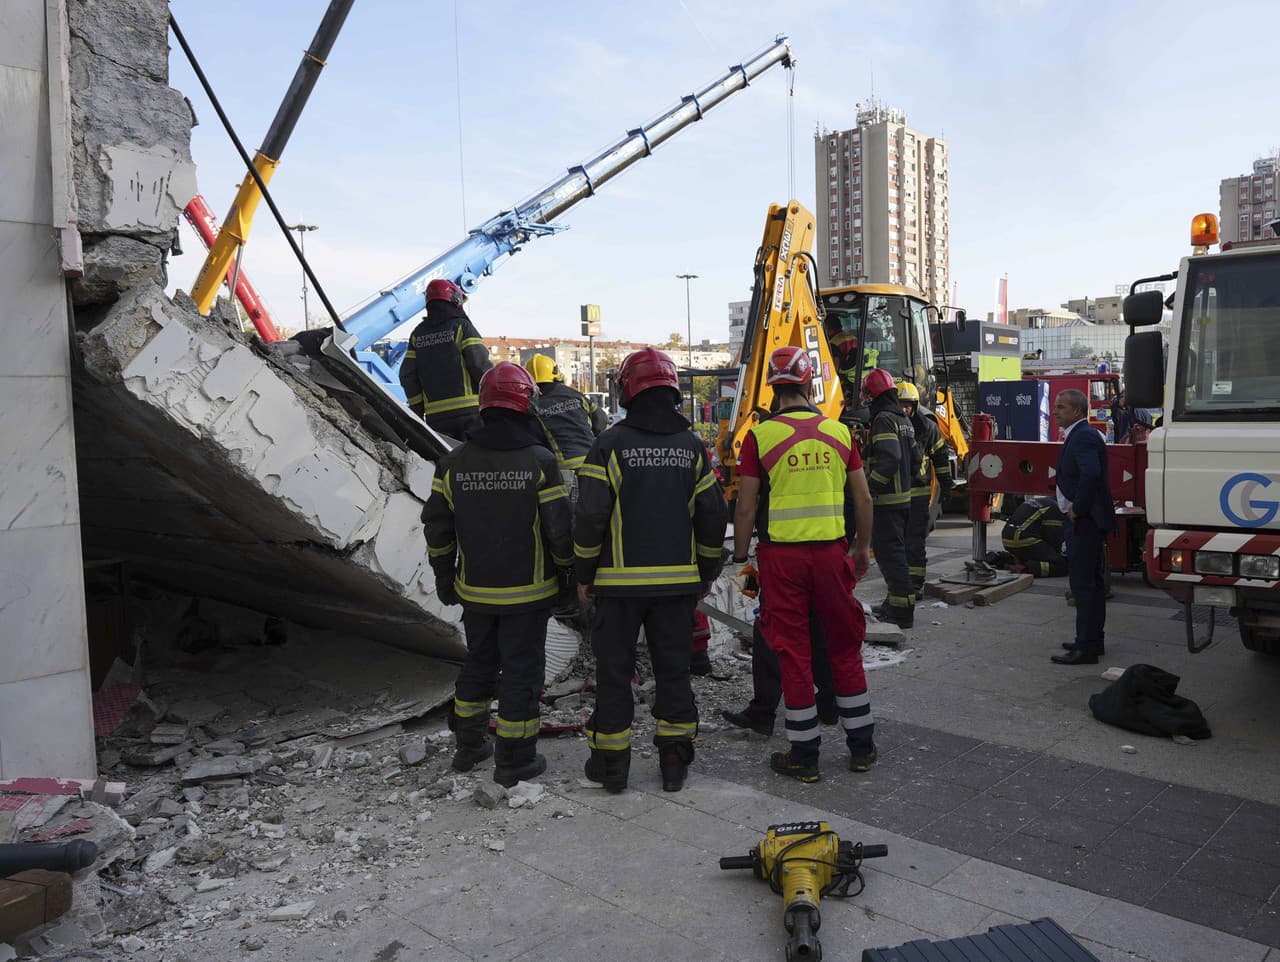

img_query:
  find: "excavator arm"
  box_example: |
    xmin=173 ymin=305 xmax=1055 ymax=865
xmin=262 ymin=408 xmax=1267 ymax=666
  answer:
xmin=717 ymin=200 xmax=844 ymax=501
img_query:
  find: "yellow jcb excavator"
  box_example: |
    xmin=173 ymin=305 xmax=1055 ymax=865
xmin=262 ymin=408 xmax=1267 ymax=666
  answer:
xmin=717 ymin=199 xmax=970 ymax=515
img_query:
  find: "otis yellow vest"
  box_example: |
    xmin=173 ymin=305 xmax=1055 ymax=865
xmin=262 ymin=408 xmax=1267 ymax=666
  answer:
xmin=750 ymin=410 xmax=852 ymax=543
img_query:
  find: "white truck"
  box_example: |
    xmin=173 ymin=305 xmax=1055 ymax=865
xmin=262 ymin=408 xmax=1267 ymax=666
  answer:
xmin=1126 ymin=212 xmax=1280 ymax=654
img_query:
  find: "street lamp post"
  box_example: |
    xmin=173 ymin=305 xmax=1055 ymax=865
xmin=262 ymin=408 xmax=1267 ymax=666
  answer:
xmin=676 ymin=273 xmax=698 ymax=421
xmin=288 ymin=224 xmax=319 ymax=329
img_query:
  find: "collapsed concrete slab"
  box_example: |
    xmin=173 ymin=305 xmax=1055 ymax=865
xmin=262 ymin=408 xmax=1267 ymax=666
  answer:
xmin=73 ymin=284 xmax=463 ymax=657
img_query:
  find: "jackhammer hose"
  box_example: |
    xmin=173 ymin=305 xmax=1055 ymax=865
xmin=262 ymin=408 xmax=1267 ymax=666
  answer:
xmin=0 ymin=840 xmax=99 ymax=876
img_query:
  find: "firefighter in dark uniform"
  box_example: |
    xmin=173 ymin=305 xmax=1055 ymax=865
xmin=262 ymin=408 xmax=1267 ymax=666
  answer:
xmin=422 ymin=362 xmax=574 ymax=788
xmin=732 ymin=347 xmax=877 ymax=782
xmin=862 ymin=368 xmax=920 ymax=629
xmin=399 ymin=278 xmax=492 ymax=440
xmin=898 ymin=382 xmax=953 ymax=595
xmin=574 ymin=348 xmax=728 ymax=794
xmin=1002 ymin=496 xmax=1068 ymax=577
xmin=524 ymin=354 xmax=607 ymax=501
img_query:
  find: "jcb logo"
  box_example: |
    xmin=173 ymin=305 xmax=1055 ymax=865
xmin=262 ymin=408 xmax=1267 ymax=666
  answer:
xmin=804 ymin=326 xmax=825 ymax=404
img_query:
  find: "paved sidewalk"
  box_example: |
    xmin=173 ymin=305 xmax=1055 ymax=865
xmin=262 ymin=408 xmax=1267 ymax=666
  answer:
xmin=245 ymin=735 xmax=1275 ymax=962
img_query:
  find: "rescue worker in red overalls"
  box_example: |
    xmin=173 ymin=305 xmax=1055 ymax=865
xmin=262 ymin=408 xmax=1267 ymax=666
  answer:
xmin=422 ymin=362 xmax=575 ymax=787
xmin=732 ymin=347 xmax=878 ymax=782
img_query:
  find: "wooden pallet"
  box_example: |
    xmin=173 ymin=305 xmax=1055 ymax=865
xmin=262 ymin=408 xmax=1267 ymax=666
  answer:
xmin=924 ymin=573 xmax=1033 ymax=607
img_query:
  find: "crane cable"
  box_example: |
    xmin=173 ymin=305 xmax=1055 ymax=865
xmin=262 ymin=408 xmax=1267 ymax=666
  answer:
xmin=453 ymin=0 xmax=468 ymax=233
xmin=786 ymin=58 xmax=796 ymax=200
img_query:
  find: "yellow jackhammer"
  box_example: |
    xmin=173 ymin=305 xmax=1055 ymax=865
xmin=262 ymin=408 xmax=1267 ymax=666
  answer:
xmin=719 ymin=821 xmax=888 ymax=961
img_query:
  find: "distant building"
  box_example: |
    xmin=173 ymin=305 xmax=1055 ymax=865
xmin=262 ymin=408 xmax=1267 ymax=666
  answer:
xmin=1220 ymin=154 xmax=1278 ymax=244
xmin=814 ymin=98 xmax=949 ymax=304
xmin=989 ymin=307 xmax=1085 ymax=330
xmin=1062 ymin=296 xmax=1123 ymax=325
xmin=728 ymin=299 xmax=750 ymax=362
xmin=484 ymin=336 xmax=729 ymax=393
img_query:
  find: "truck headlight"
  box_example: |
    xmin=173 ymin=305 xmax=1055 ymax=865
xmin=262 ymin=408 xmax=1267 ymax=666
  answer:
xmin=1193 ymin=551 xmax=1234 ymax=575
xmin=1238 ymin=554 xmax=1280 ymax=580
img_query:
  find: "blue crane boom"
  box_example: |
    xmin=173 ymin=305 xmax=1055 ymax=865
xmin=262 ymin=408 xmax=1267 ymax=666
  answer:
xmin=337 ymin=36 xmax=792 ymax=394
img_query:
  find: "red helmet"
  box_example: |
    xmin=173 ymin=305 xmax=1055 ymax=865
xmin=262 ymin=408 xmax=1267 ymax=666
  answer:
xmin=766 ymin=346 xmax=813 ymax=387
xmin=861 ymin=368 xmax=897 ymax=401
xmin=478 ymin=361 xmax=539 ymax=414
xmin=617 ymin=347 xmax=679 ymax=405
xmin=426 ymin=278 xmax=467 ymax=306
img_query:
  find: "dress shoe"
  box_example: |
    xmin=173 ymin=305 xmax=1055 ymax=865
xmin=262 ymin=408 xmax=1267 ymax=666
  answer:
xmin=721 ymin=707 xmax=774 ymax=737
xmin=1051 ymin=649 xmax=1099 ymax=665
xmin=1061 ymin=642 xmax=1105 ymax=655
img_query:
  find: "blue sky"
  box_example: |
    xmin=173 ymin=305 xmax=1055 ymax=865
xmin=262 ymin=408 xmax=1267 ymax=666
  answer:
xmin=167 ymin=0 xmax=1276 ymax=345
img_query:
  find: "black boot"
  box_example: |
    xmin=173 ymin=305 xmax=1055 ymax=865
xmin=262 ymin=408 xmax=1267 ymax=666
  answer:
xmin=583 ymin=748 xmax=630 ymax=794
xmin=448 ymin=712 xmax=493 ymax=773
xmin=493 ymin=737 xmax=546 ymax=788
xmin=658 ymin=740 xmax=694 ymax=792
xmin=721 ymin=707 xmax=774 ymax=736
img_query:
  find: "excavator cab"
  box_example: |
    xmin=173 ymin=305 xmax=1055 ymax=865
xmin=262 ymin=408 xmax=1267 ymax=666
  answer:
xmin=820 ymin=284 xmax=937 ymax=427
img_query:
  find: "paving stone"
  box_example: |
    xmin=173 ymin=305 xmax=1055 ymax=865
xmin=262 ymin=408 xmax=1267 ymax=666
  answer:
xmin=1074 ymin=897 xmax=1272 ymax=962
xmin=1125 ymin=803 xmax=1223 ymax=846
xmin=934 ymin=857 xmax=1105 ymax=931
xmin=1215 ymin=812 xmax=1280 ymax=868
xmin=1070 ymin=853 xmax=1171 ymax=903
xmin=1244 ymin=904 xmax=1280 ymax=951
xmin=952 ymin=796 xmax=1043 ymax=835
xmin=955 ymin=742 xmax=1041 ymax=772
xmin=1097 ymin=825 xmax=1197 ymax=874
xmin=1062 ymin=768 xmax=1167 ymax=824
xmin=917 ymin=814 xmax=1012 ymax=857
xmin=1148 ymin=783 xmax=1245 ymax=822
xmin=1018 ymin=811 xmax=1118 ymax=852
xmin=846 ymin=797 xmax=940 ymax=837
xmin=893 ymin=777 xmax=980 ymax=814
xmin=930 ymin=757 xmax=1015 ymax=791
xmin=985 ymin=832 xmax=1086 ymax=886
xmin=988 ymin=770 xmax=1087 ymax=809
xmin=1147 ymin=877 xmax=1266 ymax=938
xmin=1175 ymin=851 xmax=1280 ymax=902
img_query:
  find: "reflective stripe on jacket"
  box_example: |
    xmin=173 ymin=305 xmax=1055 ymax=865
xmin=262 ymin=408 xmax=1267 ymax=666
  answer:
xmin=865 ymin=394 xmax=917 ymax=508
xmin=422 ymin=432 xmax=572 ymax=613
xmin=535 ymin=382 xmax=601 ymax=472
xmin=750 ymin=410 xmax=851 ymax=544
xmin=909 ymin=409 xmax=952 ymax=498
xmin=397 ymin=302 xmax=491 ymax=419
xmin=573 ymin=416 xmax=727 ymax=596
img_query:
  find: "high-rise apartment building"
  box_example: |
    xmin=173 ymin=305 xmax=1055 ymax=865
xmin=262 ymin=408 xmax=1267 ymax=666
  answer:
xmin=727 ymin=299 xmax=750 ymax=362
xmin=1221 ymin=155 xmax=1278 ymax=243
xmin=814 ymin=100 xmax=949 ymax=304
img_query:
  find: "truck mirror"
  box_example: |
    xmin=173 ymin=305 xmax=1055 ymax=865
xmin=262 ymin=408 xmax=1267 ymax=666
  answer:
xmin=1123 ymin=290 xmax=1163 ymax=327
xmin=955 ymin=309 xmax=967 ymax=332
xmin=1124 ymin=330 xmax=1163 ymax=407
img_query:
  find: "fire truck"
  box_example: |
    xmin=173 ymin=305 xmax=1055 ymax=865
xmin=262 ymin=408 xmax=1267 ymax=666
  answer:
xmin=1126 ymin=213 xmax=1280 ymax=655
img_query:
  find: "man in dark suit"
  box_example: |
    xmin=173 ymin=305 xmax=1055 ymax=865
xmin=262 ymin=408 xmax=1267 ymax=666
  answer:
xmin=1050 ymin=389 xmax=1115 ymax=665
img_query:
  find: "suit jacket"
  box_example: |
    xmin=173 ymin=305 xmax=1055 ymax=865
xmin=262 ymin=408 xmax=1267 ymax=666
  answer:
xmin=1056 ymin=420 xmax=1115 ymax=532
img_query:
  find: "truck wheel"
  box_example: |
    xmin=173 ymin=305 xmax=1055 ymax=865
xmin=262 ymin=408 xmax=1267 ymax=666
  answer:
xmin=1240 ymin=622 xmax=1280 ymax=656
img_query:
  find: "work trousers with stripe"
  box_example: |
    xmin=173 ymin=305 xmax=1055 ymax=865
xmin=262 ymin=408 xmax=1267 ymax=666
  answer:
xmin=1011 ymin=539 xmax=1068 ymax=578
xmin=588 ymin=594 xmax=699 ymax=753
xmin=872 ymin=506 xmax=914 ymax=619
xmin=906 ymin=492 xmax=932 ymax=593
xmin=743 ymin=616 xmax=835 ymax=721
xmin=454 ymin=607 xmax=549 ymax=745
xmin=757 ymin=540 xmax=874 ymax=763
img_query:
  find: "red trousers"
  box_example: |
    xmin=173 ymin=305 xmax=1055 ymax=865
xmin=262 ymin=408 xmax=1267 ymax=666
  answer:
xmin=757 ymin=539 xmax=867 ymax=707
xmin=692 ymin=610 xmax=711 ymax=654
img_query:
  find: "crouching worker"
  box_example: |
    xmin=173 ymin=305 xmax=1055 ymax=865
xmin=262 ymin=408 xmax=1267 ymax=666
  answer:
xmin=422 ymin=362 xmax=575 ymax=787
xmin=1001 ymin=496 xmax=1068 ymax=578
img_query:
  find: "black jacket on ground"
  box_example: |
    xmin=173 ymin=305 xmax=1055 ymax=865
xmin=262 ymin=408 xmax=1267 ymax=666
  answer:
xmin=399 ymin=301 xmax=492 ymax=422
xmin=1088 ymin=664 xmax=1211 ymax=740
xmin=423 ymin=413 xmax=573 ymax=613
xmin=574 ymin=389 xmax=728 ymax=596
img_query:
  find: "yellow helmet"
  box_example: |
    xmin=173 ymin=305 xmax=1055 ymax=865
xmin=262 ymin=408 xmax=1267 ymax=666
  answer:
xmin=897 ymin=381 xmax=921 ymax=403
xmin=525 ymin=354 xmax=561 ymax=384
